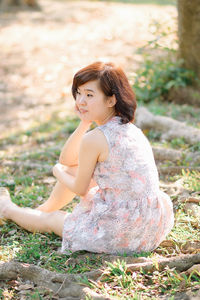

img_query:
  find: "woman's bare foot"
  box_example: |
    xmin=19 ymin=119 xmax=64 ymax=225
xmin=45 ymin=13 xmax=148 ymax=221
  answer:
xmin=0 ymin=187 xmax=14 ymax=220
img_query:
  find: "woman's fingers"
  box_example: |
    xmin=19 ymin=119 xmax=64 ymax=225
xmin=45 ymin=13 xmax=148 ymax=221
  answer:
xmin=74 ymin=104 xmax=92 ymax=126
xmin=74 ymin=104 xmax=81 ymax=117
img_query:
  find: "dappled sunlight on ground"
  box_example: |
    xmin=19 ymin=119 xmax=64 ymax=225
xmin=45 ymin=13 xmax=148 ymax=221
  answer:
xmin=0 ymin=0 xmax=177 ymax=137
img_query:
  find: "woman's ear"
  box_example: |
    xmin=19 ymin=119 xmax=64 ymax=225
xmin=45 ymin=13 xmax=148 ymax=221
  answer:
xmin=107 ymin=95 xmax=117 ymax=107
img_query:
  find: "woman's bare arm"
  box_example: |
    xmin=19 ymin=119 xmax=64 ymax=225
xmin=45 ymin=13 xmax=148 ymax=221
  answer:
xmin=59 ymin=120 xmax=91 ymax=167
xmin=54 ymin=129 xmax=103 ymax=196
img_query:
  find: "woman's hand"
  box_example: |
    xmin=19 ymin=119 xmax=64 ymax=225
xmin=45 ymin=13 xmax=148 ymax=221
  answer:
xmin=74 ymin=104 xmax=92 ymax=127
xmin=53 ymin=163 xmax=66 ymax=180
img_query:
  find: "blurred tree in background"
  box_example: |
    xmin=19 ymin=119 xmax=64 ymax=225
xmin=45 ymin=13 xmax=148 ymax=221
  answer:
xmin=0 ymin=0 xmax=38 ymax=9
xmin=178 ymin=0 xmax=200 ymax=83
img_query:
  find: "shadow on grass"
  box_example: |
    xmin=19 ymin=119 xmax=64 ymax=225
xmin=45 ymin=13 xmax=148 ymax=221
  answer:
xmin=92 ymin=0 xmax=176 ymax=5
xmin=0 ymin=114 xmax=80 ymax=147
xmin=0 ymin=114 xmax=80 ymax=196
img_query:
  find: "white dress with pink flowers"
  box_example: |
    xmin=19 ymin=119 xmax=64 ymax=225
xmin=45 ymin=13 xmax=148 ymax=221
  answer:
xmin=61 ymin=116 xmax=174 ymax=255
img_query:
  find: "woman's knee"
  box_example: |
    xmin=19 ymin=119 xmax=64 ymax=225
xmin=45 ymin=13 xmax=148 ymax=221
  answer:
xmin=45 ymin=211 xmax=66 ymax=236
xmin=54 ymin=164 xmax=78 ymax=177
xmin=65 ymin=165 xmax=78 ymax=176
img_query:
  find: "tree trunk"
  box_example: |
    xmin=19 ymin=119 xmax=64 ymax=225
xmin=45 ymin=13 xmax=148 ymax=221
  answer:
xmin=178 ymin=0 xmax=200 ymax=81
xmin=0 ymin=0 xmax=38 ymax=9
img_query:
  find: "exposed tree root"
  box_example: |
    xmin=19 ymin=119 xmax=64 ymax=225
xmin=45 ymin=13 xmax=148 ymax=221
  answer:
xmin=1 ymin=254 xmax=200 ymax=298
xmin=152 ymin=146 xmax=200 ymax=165
xmin=185 ymin=197 xmax=200 ymax=204
xmin=158 ymin=166 xmax=200 ymax=176
xmin=135 ymin=107 xmax=200 ymax=144
xmin=168 ymin=86 xmax=200 ymax=106
xmin=125 ymin=253 xmax=200 ymax=273
xmin=0 ymin=261 xmax=89 ymax=298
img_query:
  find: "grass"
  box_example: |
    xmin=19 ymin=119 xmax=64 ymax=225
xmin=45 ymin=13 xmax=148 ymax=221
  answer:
xmin=182 ymin=170 xmax=200 ymax=192
xmin=84 ymin=260 xmax=200 ymax=299
xmin=143 ymin=100 xmax=200 ymax=129
xmin=169 ymin=208 xmax=200 ymax=243
xmin=0 ymin=105 xmax=200 ymax=298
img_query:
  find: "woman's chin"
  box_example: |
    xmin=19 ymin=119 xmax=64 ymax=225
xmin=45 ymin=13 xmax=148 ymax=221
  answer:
xmin=81 ymin=115 xmax=92 ymax=122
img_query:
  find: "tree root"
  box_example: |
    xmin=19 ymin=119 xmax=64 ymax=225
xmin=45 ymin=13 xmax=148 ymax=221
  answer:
xmin=158 ymin=166 xmax=200 ymax=176
xmin=125 ymin=253 xmax=200 ymax=273
xmin=152 ymin=146 xmax=200 ymax=165
xmin=135 ymin=107 xmax=200 ymax=144
xmin=0 ymin=261 xmax=86 ymax=298
xmin=1 ymin=254 xmax=200 ymax=298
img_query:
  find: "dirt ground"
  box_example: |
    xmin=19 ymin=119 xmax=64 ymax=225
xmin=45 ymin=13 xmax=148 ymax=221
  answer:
xmin=0 ymin=0 xmax=177 ymax=138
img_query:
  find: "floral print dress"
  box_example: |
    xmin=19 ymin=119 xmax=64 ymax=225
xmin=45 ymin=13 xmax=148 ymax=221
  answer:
xmin=61 ymin=116 xmax=174 ymax=255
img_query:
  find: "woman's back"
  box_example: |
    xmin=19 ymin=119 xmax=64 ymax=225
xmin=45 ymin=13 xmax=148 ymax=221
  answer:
xmin=94 ymin=116 xmax=159 ymax=199
xmin=62 ymin=116 xmax=174 ymax=255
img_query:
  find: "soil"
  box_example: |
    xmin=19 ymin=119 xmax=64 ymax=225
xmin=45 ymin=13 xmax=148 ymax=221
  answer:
xmin=0 ymin=0 xmax=177 ymax=138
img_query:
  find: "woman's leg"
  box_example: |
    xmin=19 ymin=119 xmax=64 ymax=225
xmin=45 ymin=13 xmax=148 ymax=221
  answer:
xmin=37 ymin=165 xmax=97 ymax=213
xmin=0 ymin=166 xmax=78 ymax=235
xmin=0 ymin=188 xmax=66 ymax=236
xmin=0 ymin=165 xmax=98 ymax=235
xmin=36 ymin=165 xmax=78 ymax=212
xmin=37 ymin=181 xmax=76 ymax=213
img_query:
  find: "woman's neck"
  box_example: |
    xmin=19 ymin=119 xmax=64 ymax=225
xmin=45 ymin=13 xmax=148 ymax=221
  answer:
xmin=96 ymin=110 xmax=117 ymax=126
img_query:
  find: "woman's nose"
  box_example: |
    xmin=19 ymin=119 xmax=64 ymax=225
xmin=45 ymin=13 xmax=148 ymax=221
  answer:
xmin=78 ymin=95 xmax=86 ymax=105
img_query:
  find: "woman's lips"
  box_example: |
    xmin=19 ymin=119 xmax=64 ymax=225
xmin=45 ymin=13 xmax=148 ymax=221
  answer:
xmin=79 ymin=109 xmax=88 ymax=114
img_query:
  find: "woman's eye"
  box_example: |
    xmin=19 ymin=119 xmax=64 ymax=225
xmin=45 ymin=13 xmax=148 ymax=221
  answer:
xmin=87 ymin=94 xmax=93 ymax=97
xmin=76 ymin=91 xmax=81 ymax=95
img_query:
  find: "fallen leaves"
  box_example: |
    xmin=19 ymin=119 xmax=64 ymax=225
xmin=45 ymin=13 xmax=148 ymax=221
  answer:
xmin=184 ymin=202 xmax=200 ymax=219
xmin=181 ymin=241 xmax=200 ymax=255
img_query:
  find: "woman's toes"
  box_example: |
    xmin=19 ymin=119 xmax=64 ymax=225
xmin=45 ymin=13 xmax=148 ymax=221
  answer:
xmin=0 ymin=188 xmax=12 ymax=220
xmin=0 ymin=187 xmax=11 ymax=201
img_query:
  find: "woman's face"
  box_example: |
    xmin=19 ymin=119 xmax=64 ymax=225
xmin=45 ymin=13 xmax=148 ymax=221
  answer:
xmin=75 ymin=80 xmax=116 ymax=125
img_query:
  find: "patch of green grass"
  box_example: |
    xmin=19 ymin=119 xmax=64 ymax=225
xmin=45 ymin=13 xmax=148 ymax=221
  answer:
xmin=181 ymin=170 xmax=200 ymax=192
xmin=14 ymin=233 xmax=65 ymax=269
xmin=132 ymin=251 xmax=152 ymax=258
xmin=169 ymin=105 xmax=200 ymax=125
xmin=87 ymin=259 xmax=200 ymax=299
xmin=14 ymin=176 xmax=33 ymax=186
xmin=24 ymin=290 xmax=44 ymax=299
xmin=146 ymin=129 xmax=162 ymax=141
xmin=19 ymin=146 xmax=60 ymax=163
xmin=0 ymin=114 xmax=79 ymax=148
xmin=169 ymin=208 xmax=200 ymax=242
xmin=1 ymin=222 xmax=102 ymax=274
xmin=1 ymin=226 xmax=67 ymax=271
xmin=145 ymin=101 xmax=200 ymax=128
xmin=189 ymin=142 xmax=200 ymax=152
xmin=170 ymin=138 xmax=187 ymax=150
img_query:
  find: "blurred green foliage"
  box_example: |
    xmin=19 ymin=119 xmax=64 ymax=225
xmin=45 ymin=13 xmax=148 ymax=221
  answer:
xmin=133 ymin=20 xmax=196 ymax=103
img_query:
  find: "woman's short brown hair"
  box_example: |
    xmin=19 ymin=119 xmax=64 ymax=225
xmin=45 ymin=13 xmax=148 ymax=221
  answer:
xmin=72 ymin=62 xmax=137 ymax=124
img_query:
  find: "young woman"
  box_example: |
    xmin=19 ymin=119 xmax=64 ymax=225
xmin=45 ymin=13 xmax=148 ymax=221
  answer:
xmin=0 ymin=62 xmax=174 ymax=255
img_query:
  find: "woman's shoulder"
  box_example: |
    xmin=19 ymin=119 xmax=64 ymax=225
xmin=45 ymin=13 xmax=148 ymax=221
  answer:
xmin=84 ymin=127 xmax=107 ymax=147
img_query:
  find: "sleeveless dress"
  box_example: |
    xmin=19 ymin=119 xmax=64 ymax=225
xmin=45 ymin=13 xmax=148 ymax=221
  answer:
xmin=61 ymin=116 xmax=174 ymax=255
